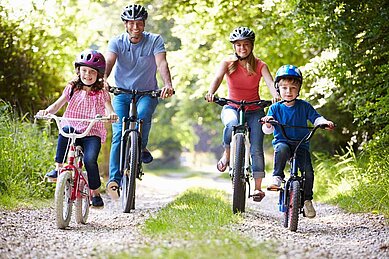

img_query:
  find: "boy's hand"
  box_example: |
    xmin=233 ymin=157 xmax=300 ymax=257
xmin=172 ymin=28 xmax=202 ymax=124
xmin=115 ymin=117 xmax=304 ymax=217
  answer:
xmin=261 ymin=116 xmax=274 ymax=123
xmin=325 ymin=121 xmax=335 ymax=130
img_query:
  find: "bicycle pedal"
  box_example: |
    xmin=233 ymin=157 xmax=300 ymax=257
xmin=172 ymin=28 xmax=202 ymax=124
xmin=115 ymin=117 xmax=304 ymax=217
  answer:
xmin=266 ymin=186 xmax=281 ymax=191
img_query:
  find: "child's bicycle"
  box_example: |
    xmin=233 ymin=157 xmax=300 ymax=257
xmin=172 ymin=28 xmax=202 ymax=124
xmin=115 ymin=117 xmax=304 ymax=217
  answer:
xmin=109 ymin=87 xmax=174 ymax=213
xmin=266 ymin=119 xmax=332 ymax=231
xmin=35 ymin=114 xmax=111 ymax=229
xmin=210 ymin=96 xmax=272 ymax=213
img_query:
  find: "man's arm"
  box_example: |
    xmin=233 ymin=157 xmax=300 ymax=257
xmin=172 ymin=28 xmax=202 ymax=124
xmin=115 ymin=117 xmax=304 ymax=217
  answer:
xmin=104 ymin=51 xmax=117 ymax=89
xmin=155 ymin=52 xmax=173 ymax=98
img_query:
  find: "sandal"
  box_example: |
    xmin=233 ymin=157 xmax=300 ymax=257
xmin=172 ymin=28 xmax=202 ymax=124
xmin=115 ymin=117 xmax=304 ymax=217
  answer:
xmin=252 ymin=190 xmax=265 ymax=202
xmin=216 ymin=157 xmax=229 ymax=172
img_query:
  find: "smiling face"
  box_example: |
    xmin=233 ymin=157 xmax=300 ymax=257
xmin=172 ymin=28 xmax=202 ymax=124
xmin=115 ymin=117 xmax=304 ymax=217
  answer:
xmin=124 ymin=20 xmax=145 ymax=43
xmin=233 ymin=39 xmax=253 ymax=59
xmin=79 ymin=66 xmax=98 ymax=86
xmin=278 ymin=79 xmax=301 ymax=105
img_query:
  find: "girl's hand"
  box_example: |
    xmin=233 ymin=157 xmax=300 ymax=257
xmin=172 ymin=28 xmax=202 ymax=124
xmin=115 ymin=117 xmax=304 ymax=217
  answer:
xmin=36 ymin=110 xmax=49 ymax=116
xmin=108 ymin=113 xmax=118 ymax=122
xmin=205 ymin=92 xmax=215 ymax=102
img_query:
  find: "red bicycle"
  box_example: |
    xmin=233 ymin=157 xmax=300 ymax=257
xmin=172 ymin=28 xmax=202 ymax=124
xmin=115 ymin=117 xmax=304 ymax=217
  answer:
xmin=35 ymin=114 xmax=111 ymax=229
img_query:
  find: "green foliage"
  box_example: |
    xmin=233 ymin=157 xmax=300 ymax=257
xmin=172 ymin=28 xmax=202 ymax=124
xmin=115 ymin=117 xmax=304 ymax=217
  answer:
xmin=112 ymin=187 xmax=274 ymax=258
xmin=293 ymin=0 xmax=389 ymax=141
xmin=0 ymin=101 xmax=55 ymax=207
xmin=314 ymin=137 xmax=389 ymax=218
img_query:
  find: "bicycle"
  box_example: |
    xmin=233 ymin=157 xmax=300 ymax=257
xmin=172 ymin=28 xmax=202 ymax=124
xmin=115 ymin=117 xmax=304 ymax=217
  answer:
xmin=210 ymin=96 xmax=272 ymax=213
xmin=109 ymin=87 xmax=173 ymax=213
xmin=265 ymin=119 xmax=332 ymax=231
xmin=35 ymin=114 xmax=111 ymax=229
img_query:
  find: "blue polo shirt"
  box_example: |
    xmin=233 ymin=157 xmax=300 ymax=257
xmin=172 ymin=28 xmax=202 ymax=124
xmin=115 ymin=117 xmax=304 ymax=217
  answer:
xmin=107 ymin=31 xmax=166 ymax=90
xmin=267 ymin=99 xmax=322 ymax=150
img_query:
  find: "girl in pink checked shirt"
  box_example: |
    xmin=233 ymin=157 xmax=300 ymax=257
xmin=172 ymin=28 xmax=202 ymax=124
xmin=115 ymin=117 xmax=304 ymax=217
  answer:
xmin=37 ymin=49 xmax=117 ymax=207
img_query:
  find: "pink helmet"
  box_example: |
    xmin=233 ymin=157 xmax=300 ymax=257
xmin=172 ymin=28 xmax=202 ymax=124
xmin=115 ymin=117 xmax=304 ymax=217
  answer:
xmin=74 ymin=49 xmax=106 ymax=74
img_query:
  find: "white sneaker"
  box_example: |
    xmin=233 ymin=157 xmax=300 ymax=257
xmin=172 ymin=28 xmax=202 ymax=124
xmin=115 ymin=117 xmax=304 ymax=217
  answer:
xmin=304 ymin=200 xmax=316 ymax=218
xmin=106 ymin=181 xmax=120 ymax=200
xmin=267 ymin=176 xmax=282 ymax=190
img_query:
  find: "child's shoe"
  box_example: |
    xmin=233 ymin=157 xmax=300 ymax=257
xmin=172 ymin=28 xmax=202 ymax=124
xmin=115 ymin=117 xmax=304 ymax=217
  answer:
xmin=106 ymin=181 xmax=120 ymax=200
xmin=45 ymin=170 xmax=58 ymax=180
xmin=267 ymin=176 xmax=282 ymax=190
xmin=304 ymin=200 xmax=316 ymax=218
xmin=91 ymin=195 xmax=104 ymax=207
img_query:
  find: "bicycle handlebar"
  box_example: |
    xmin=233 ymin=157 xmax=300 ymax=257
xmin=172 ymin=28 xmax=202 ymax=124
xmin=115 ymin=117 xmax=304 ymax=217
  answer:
xmin=211 ymin=96 xmax=272 ymax=110
xmin=34 ymin=114 xmax=111 ymax=139
xmin=266 ymin=119 xmax=331 ymax=143
xmin=109 ymin=87 xmax=175 ymax=97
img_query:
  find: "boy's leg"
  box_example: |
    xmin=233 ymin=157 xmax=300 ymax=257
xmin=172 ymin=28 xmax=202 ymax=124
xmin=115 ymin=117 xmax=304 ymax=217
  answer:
xmin=296 ymin=148 xmax=316 ymax=218
xmin=268 ymin=142 xmax=290 ymax=189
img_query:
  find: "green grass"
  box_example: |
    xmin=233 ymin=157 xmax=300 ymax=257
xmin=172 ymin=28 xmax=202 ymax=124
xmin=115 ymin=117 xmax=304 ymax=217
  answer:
xmin=110 ymin=188 xmax=275 ymax=258
xmin=313 ymin=142 xmax=389 ymax=219
xmin=0 ymin=102 xmax=56 ymax=208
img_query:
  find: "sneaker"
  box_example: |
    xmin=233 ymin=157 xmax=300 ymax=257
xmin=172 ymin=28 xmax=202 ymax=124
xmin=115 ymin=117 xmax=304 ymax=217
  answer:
xmin=304 ymin=200 xmax=316 ymax=218
xmin=267 ymin=176 xmax=282 ymax=190
xmin=106 ymin=181 xmax=120 ymax=200
xmin=91 ymin=195 xmax=104 ymax=207
xmin=141 ymin=150 xmax=153 ymax=164
xmin=45 ymin=169 xmax=58 ymax=179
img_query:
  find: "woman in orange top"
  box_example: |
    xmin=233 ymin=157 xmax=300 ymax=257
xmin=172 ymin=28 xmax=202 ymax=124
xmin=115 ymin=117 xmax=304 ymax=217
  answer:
xmin=205 ymin=27 xmax=279 ymax=202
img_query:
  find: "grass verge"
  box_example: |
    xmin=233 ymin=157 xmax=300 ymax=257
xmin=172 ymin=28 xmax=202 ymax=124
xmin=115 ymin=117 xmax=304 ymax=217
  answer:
xmin=111 ymin=188 xmax=275 ymax=258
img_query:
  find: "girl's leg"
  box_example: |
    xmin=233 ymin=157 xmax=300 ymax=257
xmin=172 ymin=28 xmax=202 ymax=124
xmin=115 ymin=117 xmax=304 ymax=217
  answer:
xmin=218 ymin=106 xmax=238 ymax=171
xmin=81 ymin=136 xmax=102 ymax=191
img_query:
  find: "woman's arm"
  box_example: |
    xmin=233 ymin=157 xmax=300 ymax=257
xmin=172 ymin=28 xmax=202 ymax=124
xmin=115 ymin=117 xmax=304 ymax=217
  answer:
xmin=205 ymin=60 xmax=228 ymax=102
xmin=261 ymin=64 xmax=279 ymax=100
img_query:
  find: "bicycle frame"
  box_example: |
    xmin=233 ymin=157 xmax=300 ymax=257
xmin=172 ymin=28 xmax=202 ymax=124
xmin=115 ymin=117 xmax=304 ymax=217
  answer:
xmin=110 ymin=87 xmax=166 ymax=212
xmin=35 ymin=114 xmax=111 ymax=228
xmin=267 ymin=119 xmax=330 ymax=230
xmin=212 ymin=97 xmax=271 ymax=213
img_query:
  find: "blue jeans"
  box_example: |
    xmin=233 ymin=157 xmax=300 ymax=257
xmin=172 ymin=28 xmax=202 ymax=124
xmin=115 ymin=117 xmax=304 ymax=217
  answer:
xmin=55 ymin=126 xmax=102 ymax=190
xmin=109 ymin=93 xmax=158 ymax=184
xmin=273 ymin=142 xmax=314 ymax=200
xmin=221 ymin=105 xmax=266 ymax=179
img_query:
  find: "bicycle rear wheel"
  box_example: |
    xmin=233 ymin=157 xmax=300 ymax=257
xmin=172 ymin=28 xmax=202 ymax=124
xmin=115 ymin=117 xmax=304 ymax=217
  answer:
xmin=285 ymin=180 xmax=300 ymax=231
xmin=121 ymin=131 xmax=139 ymax=213
xmin=55 ymin=170 xmax=73 ymax=229
xmin=75 ymin=172 xmax=90 ymax=224
xmin=232 ymin=134 xmax=246 ymax=214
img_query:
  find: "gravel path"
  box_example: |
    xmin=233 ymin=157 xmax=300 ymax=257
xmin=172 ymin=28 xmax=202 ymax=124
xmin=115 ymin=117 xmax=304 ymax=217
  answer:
xmin=0 ymin=171 xmax=388 ymax=258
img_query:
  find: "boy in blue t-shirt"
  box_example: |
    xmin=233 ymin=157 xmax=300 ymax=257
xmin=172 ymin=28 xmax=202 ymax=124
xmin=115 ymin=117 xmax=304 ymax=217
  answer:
xmin=262 ymin=65 xmax=334 ymax=218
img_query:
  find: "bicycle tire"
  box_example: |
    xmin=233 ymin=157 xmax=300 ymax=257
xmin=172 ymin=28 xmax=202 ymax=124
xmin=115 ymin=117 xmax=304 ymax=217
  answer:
xmin=121 ymin=130 xmax=139 ymax=213
xmin=55 ymin=170 xmax=73 ymax=229
xmin=287 ymin=180 xmax=300 ymax=232
xmin=75 ymin=173 xmax=89 ymax=224
xmin=232 ymin=133 xmax=246 ymax=213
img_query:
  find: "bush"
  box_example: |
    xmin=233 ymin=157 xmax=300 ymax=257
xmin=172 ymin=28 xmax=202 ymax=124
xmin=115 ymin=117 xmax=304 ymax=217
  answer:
xmin=0 ymin=101 xmax=55 ymax=207
xmin=313 ymin=135 xmax=389 ymax=218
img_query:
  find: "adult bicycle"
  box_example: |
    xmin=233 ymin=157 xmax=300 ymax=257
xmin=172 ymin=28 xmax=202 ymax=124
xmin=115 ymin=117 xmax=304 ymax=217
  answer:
xmin=210 ymin=96 xmax=272 ymax=213
xmin=265 ymin=120 xmax=332 ymax=231
xmin=35 ymin=114 xmax=111 ymax=229
xmin=109 ymin=87 xmax=173 ymax=213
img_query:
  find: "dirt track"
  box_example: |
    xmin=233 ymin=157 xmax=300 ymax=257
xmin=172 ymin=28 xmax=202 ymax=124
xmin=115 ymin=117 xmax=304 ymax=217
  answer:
xmin=0 ymin=170 xmax=388 ymax=258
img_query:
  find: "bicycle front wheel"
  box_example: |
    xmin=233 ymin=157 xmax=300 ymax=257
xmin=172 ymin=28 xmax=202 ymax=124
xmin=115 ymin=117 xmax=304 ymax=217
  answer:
xmin=286 ymin=180 xmax=300 ymax=232
xmin=75 ymin=172 xmax=90 ymax=224
xmin=55 ymin=170 xmax=73 ymax=229
xmin=121 ymin=131 xmax=139 ymax=213
xmin=232 ymin=134 xmax=246 ymax=214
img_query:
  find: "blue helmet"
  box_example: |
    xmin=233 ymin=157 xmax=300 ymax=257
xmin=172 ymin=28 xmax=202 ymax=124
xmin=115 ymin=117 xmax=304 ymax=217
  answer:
xmin=275 ymin=65 xmax=303 ymax=85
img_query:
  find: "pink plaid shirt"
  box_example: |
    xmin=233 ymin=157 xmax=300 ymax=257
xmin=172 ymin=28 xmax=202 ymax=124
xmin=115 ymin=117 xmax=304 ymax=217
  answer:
xmin=61 ymin=84 xmax=110 ymax=143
